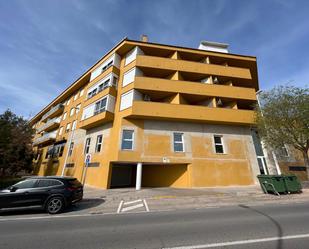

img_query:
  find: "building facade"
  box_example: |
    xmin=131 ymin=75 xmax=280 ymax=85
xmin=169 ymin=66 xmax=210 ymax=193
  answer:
xmin=30 ymin=38 xmax=264 ymax=189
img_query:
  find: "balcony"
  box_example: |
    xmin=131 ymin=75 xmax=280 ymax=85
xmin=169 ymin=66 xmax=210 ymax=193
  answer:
xmin=126 ymin=101 xmax=255 ymax=125
xmin=37 ymin=117 xmax=61 ymax=133
xmin=133 ymin=76 xmax=256 ymax=101
xmin=33 ymin=131 xmax=57 ymax=146
xmin=135 ymin=55 xmax=252 ymax=81
xmin=41 ymin=104 xmax=64 ymax=122
xmin=79 ymin=111 xmax=114 ymax=130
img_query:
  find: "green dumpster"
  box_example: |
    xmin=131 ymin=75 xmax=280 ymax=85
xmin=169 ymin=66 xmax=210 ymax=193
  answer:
xmin=257 ymin=175 xmax=286 ymax=195
xmin=283 ymin=175 xmax=302 ymax=193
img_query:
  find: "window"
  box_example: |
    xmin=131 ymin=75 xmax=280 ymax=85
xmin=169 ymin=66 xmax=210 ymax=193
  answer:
xmin=13 ymin=179 xmax=37 ymax=189
xmin=94 ymin=98 xmax=107 ymax=115
xmin=112 ymin=76 xmax=118 ymax=86
xmin=87 ymin=88 xmax=97 ymax=99
xmin=84 ymin=138 xmax=91 ymax=154
xmin=122 ymin=68 xmax=135 ymax=87
xmin=95 ymin=135 xmax=103 ymax=153
xmin=76 ymin=104 xmax=81 ymax=114
xmin=67 ymin=98 xmax=71 ymax=106
xmin=70 ymin=108 xmax=75 ymax=117
xmin=68 ymin=142 xmax=74 ymax=157
xmin=74 ymin=93 xmax=78 ymax=101
xmin=121 ymin=130 xmax=134 ymax=150
xmin=72 ymin=120 xmax=77 ymax=131
xmin=79 ymin=88 xmax=84 ymax=97
xmin=58 ymin=127 xmax=63 ymax=136
xmin=280 ymin=145 xmax=289 ymax=157
xmin=120 ymin=90 xmax=134 ymax=111
xmin=45 ymin=146 xmax=53 ymax=159
xmin=65 ymin=123 xmax=71 ymax=133
xmin=37 ymin=179 xmax=63 ymax=188
xmin=173 ymin=132 xmax=184 ymax=152
xmin=52 ymin=143 xmax=65 ymax=158
xmin=62 ymin=112 xmax=67 ymax=120
xmin=214 ymin=135 xmax=224 ymax=154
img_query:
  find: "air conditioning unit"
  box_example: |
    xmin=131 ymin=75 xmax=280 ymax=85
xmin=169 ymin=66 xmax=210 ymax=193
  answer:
xmin=143 ymin=94 xmax=151 ymax=101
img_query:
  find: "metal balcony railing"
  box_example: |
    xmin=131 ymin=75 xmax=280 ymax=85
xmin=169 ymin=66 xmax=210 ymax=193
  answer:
xmin=37 ymin=117 xmax=61 ymax=133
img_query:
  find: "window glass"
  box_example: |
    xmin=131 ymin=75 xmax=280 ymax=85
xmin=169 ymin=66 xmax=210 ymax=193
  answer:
xmin=70 ymin=108 xmax=75 ymax=116
xmin=95 ymin=135 xmax=103 ymax=153
xmin=173 ymin=133 xmax=184 ymax=152
xmin=76 ymin=104 xmax=81 ymax=114
xmin=72 ymin=120 xmax=77 ymax=130
xmin=13 ymin=179 xmax=37 ymax=189
xmin=65 ymin=123 xmax=71 ymax=133
xmin=62 ymin=112 xmax=67 ymax=120
xmin=37 ymin=180 xmax=63 ymax=187
xmin=121 ymin=130 xmax=134 ymax=150
xmin=94 ymin=98 xmax=107 ymax=115
xmin=84 ymin=138 xmax=91 ymax=154
xmin=68 ymin=142 xmax=74 ymax=156
xmin=214 ymin=135 xmax=224 ymax=154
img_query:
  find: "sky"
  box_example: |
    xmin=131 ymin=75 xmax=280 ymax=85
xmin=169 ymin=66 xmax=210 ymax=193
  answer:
xmin=0 ymin=0 xmax=309 ymax=118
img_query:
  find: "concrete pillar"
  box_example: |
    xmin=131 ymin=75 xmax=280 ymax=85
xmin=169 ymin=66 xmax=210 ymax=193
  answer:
xmin=136 ymin=162 xmax=142 ymax=190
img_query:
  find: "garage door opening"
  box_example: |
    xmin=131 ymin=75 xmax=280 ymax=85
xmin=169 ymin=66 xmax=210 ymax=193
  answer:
xmin=110 ymin=164 xmax=136 ymax=188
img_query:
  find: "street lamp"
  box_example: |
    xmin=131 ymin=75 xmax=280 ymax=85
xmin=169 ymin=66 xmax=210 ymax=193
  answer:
xmin=256 ymin=90 xmax=281 ymax=175
xmin=61 ymin=106 xmax=80 ymax=176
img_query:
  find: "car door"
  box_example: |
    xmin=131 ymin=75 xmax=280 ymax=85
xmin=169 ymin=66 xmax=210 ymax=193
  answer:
xmin=7 ymin=179 xmax=39 ymax=208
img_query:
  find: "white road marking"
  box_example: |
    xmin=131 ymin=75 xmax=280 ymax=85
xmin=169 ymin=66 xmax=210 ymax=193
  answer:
xmin=117 ymin=200 xmax=124 ymax=213
xmin=121 ymin=203 xmax=144 ymax=212
xmin=143 ymin=199 xmax=149 ymax=212
xmin=123 ymin=199 xmax=143 ymax=205
xmin=162 ymin=233 xmax=309 ymax=249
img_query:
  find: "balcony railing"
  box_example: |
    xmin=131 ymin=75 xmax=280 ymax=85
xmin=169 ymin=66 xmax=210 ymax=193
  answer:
xmin=37 ymin=117 xmax=61 ymax=133
xmin=33 ymin=131 xmax=57 ymax=146
xmin=41 ymin=104 xmax=64 ymax=122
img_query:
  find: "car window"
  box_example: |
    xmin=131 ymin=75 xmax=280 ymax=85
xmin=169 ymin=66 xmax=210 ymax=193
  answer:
xmin=68 ymin=179 xmax=82 ymax=188
xmin=37 ymin=179 xmax=63 ymax=187
xmin=13 ymin=179 xmax=37 ymax=189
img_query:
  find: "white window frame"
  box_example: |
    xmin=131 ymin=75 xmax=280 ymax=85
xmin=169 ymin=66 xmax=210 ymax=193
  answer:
xmin=79 ymin=88 xmax=84 ymax=97
xmin=65 ymin=123 xmax=71 ymax=133
xmin=121 ymin=129 xmax=134 ymax=150
xmin=95 ymin=135 xmax=103 ymax=153
xmin=58 ymin=127 xmax=63 ymax=136
xmin=67 ymin=98 xmax=71 ymax=106
xmin=84 ymin=137 xmax=91 ymax=154
xmin=74 ymin=93 xmax=78 ymax=101
xmin=70 ymin=108 xmax=75 ymax=117
xmin=62 ymin=112 xmax=67 ymax=121
xmin=173 ymin=132 xmax=185 ymax=152
xmin=68 ymin=142 xmax=74 ymax=157
xmin=94 ymin=97 xmax=107 ymax=115
xmin=213 ymin=135 xmax=225 ymax=154
xmin=76 ymin=104 xmax=81 ymax=114
xmin=72 ymin=120 xmax=77 ymax=131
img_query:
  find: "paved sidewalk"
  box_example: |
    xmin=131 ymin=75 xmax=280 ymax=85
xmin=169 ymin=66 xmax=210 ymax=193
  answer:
xmin=79 ymin=184 xmax=309 ymax=214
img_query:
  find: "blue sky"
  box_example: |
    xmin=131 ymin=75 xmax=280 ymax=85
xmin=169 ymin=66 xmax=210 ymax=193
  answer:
xmin=0 ymin=0 xmax=309 ymax=118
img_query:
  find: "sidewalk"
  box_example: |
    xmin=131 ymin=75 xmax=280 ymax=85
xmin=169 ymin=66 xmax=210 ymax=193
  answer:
xmin=79 ymin=184 xmax=309 ymax=214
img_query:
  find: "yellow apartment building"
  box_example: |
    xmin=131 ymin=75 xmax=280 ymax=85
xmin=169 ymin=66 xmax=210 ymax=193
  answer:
xmin=30 ymin=37 xmax=265 ymax=189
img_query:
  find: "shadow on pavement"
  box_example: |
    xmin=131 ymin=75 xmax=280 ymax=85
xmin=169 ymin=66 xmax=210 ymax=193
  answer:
xmin=0 ymin=198 xmax=105 ymax=216
xmin=239 ymin=204 xmax=283 ymax=249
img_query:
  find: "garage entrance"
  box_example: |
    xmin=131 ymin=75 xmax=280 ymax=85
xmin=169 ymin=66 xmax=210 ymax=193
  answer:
xmin=110 ymin=164 xmax=136 ymax=188
xmin=110 ymin=163 xmax=188 ymax=189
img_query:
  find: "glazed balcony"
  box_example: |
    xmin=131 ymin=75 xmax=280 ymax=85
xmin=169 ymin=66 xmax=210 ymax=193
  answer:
xmin=41 ymin=104 xmax=64 ymax=122
xmin=33 ymin=131 xmax=57 ymax=146
xmin=126 ymin=101 xmax=255 ymax=125
xmin=37 ymin=117 xmax=61 ymax=133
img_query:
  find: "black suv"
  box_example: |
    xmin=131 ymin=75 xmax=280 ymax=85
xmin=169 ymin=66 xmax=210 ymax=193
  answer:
xmin=0 ymin=176 xmax=83 ymax=214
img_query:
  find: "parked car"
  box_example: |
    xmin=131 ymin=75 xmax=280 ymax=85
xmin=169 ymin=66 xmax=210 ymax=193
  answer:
xmin=0 ymin=176 xmax=83 ymax=214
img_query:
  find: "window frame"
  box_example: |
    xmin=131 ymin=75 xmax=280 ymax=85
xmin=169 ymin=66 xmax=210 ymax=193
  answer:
xmin=173 ymin=132 xmax=185 ymax=152
xmin=213 ymin=135 xmax=225 ymax=154
xmin=95 ymin=135 xmax=103 ymax=153
xmin=65 ymin=123 xmax=71 ymax=133
xmin=94 ymin=97 xmax=107 ymax=115
xmin=68 ymin=142 xmax=74 ymax=157
xmin=121 ymin=129 xmax=134 ymax=150
xmin=84 ymin=137 xmax=91 ymax=154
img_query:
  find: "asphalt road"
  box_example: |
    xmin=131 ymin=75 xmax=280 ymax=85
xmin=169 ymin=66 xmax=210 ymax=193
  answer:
xmin=1 ymin=202 xmax=309 ymax=249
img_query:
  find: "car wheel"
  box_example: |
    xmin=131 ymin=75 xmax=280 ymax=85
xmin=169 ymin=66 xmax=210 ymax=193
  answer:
xmin=46 ymin=197 xmax=64 ymax=214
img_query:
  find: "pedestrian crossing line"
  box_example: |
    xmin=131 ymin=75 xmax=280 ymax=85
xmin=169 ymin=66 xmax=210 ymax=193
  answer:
xmin=117 ymin=199 xmax=149 ymax=213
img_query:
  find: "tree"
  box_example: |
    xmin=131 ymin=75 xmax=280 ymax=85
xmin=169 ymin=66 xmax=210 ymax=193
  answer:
xmin=0 ymin=110 xmax=34 ymax=178
xmin=256 ymin=85 xmax=309 ymax=178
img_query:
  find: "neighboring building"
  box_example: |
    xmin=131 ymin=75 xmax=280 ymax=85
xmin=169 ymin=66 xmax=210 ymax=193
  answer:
xmin=30 ymin=37 xmax=264 ymax=189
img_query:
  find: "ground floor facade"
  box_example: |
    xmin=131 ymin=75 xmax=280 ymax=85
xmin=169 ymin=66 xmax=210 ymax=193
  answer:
xmin=33 ymin=120 xmax=263 ymax=189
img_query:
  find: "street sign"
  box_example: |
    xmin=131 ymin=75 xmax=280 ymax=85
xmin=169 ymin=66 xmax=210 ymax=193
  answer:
xmin=85 ymin=153 xmax=92 ymax=167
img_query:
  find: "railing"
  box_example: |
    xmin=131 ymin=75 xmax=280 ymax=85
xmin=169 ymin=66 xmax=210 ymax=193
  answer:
xmin=41 ymin=104 xmax=64 ymax=122
xmin=33 ymin=131 xmax=57 ymax=145
xmin=37 ymin=117 xmax=61 ymax=133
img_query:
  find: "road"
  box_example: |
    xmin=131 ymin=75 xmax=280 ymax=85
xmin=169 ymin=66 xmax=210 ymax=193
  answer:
xmin=1 ymin=202 xmax=309 ymax=249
